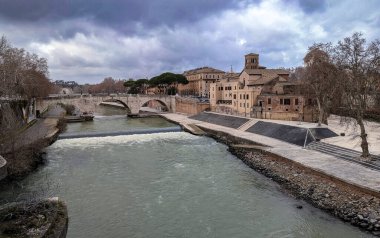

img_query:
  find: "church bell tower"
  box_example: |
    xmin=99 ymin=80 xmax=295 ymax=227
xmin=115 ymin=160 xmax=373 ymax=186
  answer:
xmin=244 ymin=53 xmax=259 ymax=69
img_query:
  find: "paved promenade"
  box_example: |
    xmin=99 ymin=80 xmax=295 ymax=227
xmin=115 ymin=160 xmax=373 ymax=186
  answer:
xmin=161 ymin=113 xmax=380 ymax=195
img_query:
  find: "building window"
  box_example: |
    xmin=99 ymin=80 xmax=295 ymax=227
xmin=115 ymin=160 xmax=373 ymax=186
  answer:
xmin=233 ymin=94 xmax=236 ymax=99
xmin=280 ymin=99 xmax=283 ymax=105
xmin=268 ymin=98 xmax=271 ymax=105
xmin=246 ymin=94 xmax=249 ymax=100
xmin=284 ymin=99 xmax=291 ymax=105
xmin=268 ymin=108 xmax=271 ymax=111
xmin=295 ymin=98 xmax=299 ymax=105
xmin=240 ymin=94 xmax=242 ymax=99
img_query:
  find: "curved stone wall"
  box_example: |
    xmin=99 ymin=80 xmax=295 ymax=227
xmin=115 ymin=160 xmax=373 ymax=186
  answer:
xmin=0 ymin=155 xmax=7 ymax=181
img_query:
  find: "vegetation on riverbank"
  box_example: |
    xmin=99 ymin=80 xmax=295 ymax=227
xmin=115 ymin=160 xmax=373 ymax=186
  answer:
xmin=0 ymin=117 xmax=65 ymax=181
xmin=0 ymin=198 xmax=68 ymax=238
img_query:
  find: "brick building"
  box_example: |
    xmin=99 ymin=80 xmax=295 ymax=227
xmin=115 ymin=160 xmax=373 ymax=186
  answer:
xmin=210 ymin=53 xmax=310 ymax=121
xmin=178 ymin=67 xmax=225 ymax=98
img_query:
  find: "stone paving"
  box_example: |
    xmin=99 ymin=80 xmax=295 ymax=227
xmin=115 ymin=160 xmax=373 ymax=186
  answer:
xmin=161 ymin=113 xmax=380 ymax=195
xmin=325 ymin=115 xmax=380 ymax=156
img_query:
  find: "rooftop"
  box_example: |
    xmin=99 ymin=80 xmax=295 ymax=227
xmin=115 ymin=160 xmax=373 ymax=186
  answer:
xmin=184 ymin=67 xmax=225 ymax=75
xmin=244 ymin=68 xmax=290 ymax=75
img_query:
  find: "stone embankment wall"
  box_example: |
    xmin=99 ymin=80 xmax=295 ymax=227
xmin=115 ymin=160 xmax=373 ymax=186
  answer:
xmin=0 ymin=101 xmax=28 ymax=134
xmin=175 ymin=97 xmax=210 ymax=115
xmin=0 ymin=155 xmax=7 ymax=181
xmin=195 ymin=126 xmax=380 ymax=236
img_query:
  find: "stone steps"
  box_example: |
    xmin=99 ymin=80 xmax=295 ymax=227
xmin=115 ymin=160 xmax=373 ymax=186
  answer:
xmin=237 ymin=119 xmax=257 ymax=131
xmin=307 ymin=141 xmax=380 ymax=171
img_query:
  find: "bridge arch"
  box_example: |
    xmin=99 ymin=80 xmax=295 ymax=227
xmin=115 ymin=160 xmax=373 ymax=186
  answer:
xmin=102 ymin=99 xmax=131 ymax=113
xmin=140 ymin=99 xmax=169 ymax=112
xmin=38 ymin=94 xmax=175 ymax=116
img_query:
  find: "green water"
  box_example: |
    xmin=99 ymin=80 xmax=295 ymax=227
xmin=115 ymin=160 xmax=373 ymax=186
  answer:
xmin=0 ymin=107 xmax=373 ymax=237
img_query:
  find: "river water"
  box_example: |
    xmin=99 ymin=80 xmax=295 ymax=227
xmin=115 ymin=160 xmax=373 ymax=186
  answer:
xmin=0 ymin=107 xmax=373 ymax=237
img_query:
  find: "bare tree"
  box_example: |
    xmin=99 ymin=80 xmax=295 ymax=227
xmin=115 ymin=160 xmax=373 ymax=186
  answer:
xmin=333 ymin=32 xmax=380 ymax=158
xmin=0 ymin=35 xmax=52 ymax=123
xmin=303 ymin=44 xmax=342 ymax=126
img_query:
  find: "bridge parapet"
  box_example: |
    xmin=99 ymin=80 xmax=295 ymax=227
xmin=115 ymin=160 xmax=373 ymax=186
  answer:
xmin=38 ymin=94 xmax=176 ymax=115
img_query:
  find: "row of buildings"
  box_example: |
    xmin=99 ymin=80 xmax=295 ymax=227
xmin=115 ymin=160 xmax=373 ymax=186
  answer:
xmin=178 ymin=53 xmax=314 ymax=121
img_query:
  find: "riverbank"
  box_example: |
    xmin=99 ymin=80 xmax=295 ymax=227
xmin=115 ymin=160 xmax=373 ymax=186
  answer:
xmin=161 ymin=113 xmax=380 ymax=236
xmin=230 ymin=146 xmax=380 ymax=235
xmin=0 ymin=197 xmax=68 ymax=237
xmin=0 ymin=117 xmax=64 ymax=181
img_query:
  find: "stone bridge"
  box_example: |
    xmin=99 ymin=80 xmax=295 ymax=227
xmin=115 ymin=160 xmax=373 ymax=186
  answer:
xmin=36 ymin=94 xmax=176 ymax=115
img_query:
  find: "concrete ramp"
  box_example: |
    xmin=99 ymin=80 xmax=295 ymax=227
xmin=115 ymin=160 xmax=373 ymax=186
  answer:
xmin=246 ymin=121 xmax=338 ymax=146
xmin=182 ymin=124 xmax=206 ymax=136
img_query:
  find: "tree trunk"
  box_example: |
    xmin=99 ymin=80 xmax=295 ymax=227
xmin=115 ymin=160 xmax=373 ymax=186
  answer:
xmin=357 ymin=117 xmax=370 ymax=158
xmin=317 ymin=99 xmax=323 ymax=126
xmin=322 ymin=110 xmax=329 ymax=125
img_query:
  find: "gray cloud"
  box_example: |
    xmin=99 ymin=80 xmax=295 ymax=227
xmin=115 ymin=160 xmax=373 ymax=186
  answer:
xmin=0 ymin=0 xmax=379 ymax=84
xmin=0 ymin=0 xmax=243 ymax=33
xmin=296 ymin=0 xmax=327 ymax=13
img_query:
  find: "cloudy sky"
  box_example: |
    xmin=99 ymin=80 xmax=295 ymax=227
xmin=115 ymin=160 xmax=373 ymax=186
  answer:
xmin=0 ymin=0 xmax=379 ymax=84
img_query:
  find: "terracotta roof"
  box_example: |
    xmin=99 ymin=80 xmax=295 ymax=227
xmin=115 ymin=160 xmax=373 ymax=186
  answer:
xmin=248 ymin=75 xmax=288 ymax=86
xmin=245 ymin=53 xmax=259 ymax=56
xmin=276 ymin=81 xmax=301 ymax=86
xmin=244 ymin=68 xmax=290 ymax=75
xmin=221 ymin=72 xmax=240 ymax=79
xmin=184 ymin=67 xmax=225 ymax=75
xmin=248 ymin=75 xmax=278 ymax=86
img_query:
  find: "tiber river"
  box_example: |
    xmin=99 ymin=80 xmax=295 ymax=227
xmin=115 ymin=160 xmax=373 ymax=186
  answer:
xmin=0 ymin=106 xmax=373 ymax=237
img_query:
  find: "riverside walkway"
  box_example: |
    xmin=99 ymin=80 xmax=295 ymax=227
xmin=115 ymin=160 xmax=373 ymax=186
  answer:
xmin=161 ymin=112 xmax=380 ymax=196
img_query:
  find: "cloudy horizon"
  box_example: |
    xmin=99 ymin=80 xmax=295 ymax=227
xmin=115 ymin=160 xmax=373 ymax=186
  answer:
xmin=1 ymin=0 xmax=379 ymax=84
